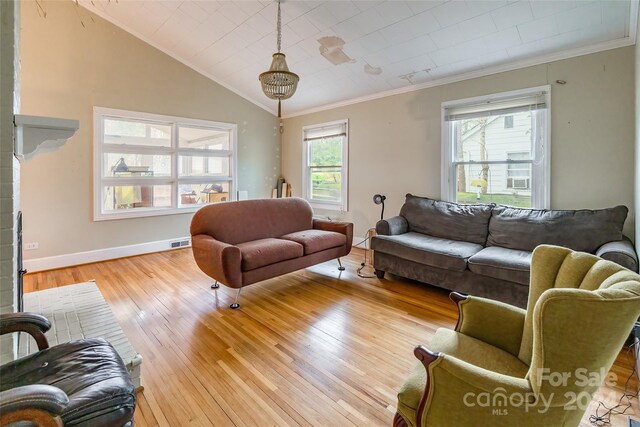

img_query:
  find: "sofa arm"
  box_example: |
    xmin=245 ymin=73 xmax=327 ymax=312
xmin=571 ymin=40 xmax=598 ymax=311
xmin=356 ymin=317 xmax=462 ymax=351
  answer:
xmin=0 ymin=313 xmax=51 ymax=350
xmin=191 ymin=234 xmax=243 ymax=288
xmin=313 ymin=219 xmax=353 ymax=253
xmin=596 ymin=237 xmax=638 ymax=272
xmin=376 ymin=216 xmax=408 ymax=236
xmin=0 ymin=385 xmax=69 ymax=425
xmin=450 ymin=292 xmax=526 ymax=357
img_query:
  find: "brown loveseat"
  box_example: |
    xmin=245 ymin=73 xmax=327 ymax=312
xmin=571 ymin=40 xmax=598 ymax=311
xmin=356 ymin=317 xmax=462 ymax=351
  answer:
xmin=190 ymin=197 xmax=353 ymax=308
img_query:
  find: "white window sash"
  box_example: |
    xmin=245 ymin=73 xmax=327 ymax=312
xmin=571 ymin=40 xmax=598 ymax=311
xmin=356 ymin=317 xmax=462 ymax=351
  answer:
xmin=302 ymin=119 xmax=348 ymax=211
xmin=94 ymin=107 xmax=237 ymax=221
xmin=441 ymin=86 xmax=550 ymax=209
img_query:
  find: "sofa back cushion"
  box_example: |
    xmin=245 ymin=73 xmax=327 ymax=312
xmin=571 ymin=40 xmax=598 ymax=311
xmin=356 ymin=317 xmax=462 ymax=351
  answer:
xmin=487 ymin=205 xmax=627 ymax=252
xmin=190 ymin=197 xmax=314 ymax=245
xmin=399 ymin=194 xmax=493 ymax=245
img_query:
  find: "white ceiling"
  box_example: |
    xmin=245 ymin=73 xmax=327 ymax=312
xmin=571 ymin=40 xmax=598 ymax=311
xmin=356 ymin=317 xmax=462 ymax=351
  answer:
xmin=80 ymin=0 xmax=637 ymax=117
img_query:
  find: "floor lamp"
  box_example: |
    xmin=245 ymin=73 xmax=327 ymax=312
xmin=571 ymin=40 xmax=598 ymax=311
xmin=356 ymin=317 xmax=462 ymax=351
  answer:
xmin=357 ymin=194 xmax=385 ymax=278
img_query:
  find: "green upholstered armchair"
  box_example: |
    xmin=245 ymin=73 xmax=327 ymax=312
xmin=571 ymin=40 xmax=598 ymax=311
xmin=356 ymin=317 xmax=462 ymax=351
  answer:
xmin=394 ymin=245 xmax=640 ymax=427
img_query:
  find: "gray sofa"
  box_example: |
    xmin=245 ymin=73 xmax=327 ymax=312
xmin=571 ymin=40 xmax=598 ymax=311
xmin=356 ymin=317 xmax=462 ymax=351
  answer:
xmin=371 ymin=194 xmax=638 ymax=308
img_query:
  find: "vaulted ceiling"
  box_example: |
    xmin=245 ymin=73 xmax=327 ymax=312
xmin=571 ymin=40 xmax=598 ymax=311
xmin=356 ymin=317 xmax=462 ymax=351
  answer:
xmin=80 ymin=0 xmax=637 ymax=117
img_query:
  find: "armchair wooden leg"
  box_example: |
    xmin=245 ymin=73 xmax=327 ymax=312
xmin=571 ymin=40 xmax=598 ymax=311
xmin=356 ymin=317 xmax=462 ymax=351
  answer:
xmin=375 ymin=269 xmax=385 ymax=279
xmin=393 ymin=412 xmax=409 ymax=427
xmin=337 ymin=258 xmax=346 ymax=271
xmin=230 ymin=288 xmax=241 ymax=309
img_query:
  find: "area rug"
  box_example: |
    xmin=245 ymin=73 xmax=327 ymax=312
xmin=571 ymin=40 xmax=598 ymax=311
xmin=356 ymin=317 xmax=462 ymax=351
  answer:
xmin=19 ymin=280 xmax=142 ymax=389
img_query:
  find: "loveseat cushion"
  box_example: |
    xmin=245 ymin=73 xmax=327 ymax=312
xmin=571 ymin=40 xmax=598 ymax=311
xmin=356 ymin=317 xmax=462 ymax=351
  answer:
xmin=371 ymin=232 xmax=483 ymax=272
xmin=468 ymin=247 xmax=532 ymax=286
xmin=487 ymin=205 xmax=627 ymax=252
xmin=399 ymin=194 xmax=493 ymax=245
xmin=190 ymin=198 xmax=314 ymax=245
xmin=237 ymin=238 xmax=304 ymax=271
xmin=280 ymin=230 xmax=346 ymax=255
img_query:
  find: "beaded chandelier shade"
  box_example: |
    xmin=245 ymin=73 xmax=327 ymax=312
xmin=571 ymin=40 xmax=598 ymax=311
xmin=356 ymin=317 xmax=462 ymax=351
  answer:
xmin=259 ymin=0 xmax=299 ymax=118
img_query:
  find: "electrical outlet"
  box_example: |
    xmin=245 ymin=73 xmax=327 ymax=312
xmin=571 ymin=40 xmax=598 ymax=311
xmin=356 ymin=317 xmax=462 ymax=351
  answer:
xmin=24 ymin=242 xmax=39 ymax=250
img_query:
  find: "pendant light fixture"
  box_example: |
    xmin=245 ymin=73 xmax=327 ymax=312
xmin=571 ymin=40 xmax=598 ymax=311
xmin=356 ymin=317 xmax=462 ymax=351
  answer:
xmin=259 ymin=0 xmax=299 ymax=118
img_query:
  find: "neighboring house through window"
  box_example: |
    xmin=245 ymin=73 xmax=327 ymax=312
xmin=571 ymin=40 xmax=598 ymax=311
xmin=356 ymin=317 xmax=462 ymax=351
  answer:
xmin=441 ymin=86 xmax=550 ymax=209
xmin=506 ymin=152 xmax=531 ymax=189
xmin=302 ymin=120 xmax=348 ymax=211
xmin=93 ymin=107 xmax=236 ymax=220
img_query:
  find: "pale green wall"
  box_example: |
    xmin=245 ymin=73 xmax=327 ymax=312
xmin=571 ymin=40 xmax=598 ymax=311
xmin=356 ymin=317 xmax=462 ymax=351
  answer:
xmin=20 ymin=1 xmax=279 ymax=259
xmin=283 ymin=47 xmax=636 ymax=241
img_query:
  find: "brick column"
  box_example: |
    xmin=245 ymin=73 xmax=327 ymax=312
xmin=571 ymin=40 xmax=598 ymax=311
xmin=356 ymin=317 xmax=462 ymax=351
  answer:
xmin=0 ymin=0 xmax=20 ymax=365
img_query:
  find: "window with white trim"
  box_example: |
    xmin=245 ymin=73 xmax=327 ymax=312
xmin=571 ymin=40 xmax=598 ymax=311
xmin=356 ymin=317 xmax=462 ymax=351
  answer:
xmin=93 ymin=107 xmax=236 ymax=220
xmin=441 ymin=86 xmax=550 ymax=209
xmin=302 ymin=120 xmax=348 ymax=211
xmin=506 ymin=152 xmax=531 ymax=190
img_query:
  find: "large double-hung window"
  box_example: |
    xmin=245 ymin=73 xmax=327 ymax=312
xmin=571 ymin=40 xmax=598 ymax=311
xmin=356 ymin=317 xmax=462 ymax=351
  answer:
xmin=94 ymin=107 xmax=236 ymax=220
xmin=441 ymin=86 xmax=550 ymax=209
xmin=302 ymin=120 xmax=349 ymax=211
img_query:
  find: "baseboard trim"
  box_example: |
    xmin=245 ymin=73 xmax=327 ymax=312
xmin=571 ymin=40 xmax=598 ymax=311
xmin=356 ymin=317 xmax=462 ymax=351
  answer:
xmin=26 ymin=235 xmax=368 ymax=273
xmin=24 ymin=237 xmax=192 ymax=273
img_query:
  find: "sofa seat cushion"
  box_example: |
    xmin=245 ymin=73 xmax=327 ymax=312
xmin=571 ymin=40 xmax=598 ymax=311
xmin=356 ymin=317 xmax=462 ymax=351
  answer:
xmin=280 ymin=230 xmax=346 ymax=255
xmin=397 ymin=328 xmax=529 ymax=427
xmin=0 ymin=338 xmax=136 ymax=426
xmin=371 ymin=232 xmax=483 ymax=272
xmin=468 ymin=247 xmax=532 ymax=286
xmin=237 ymin=238 xmax=304 ymax=271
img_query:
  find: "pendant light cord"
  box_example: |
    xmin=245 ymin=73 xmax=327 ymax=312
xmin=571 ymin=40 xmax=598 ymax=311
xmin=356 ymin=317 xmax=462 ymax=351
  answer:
xmin=276 ymin=0 xmax=282 ymax=53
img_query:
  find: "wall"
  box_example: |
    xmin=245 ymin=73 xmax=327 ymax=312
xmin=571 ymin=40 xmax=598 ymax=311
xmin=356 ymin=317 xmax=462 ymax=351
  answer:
xmin=0 ymin=0 xmax=19 ymax=363
xmin=283 ymin=47 xmax=636 ymax=241
xmin=19 ymin=1 xmax=279 ymax=262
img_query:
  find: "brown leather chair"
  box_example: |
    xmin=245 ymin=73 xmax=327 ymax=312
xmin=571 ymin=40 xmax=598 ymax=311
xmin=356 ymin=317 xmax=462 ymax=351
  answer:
xmin=0 ymin=312 xmax=136 ymax=426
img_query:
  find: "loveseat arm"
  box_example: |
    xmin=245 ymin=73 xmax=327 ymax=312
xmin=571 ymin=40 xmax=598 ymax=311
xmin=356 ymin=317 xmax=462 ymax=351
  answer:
xmin=596 ymin=236 xmax=638 ymax=272
xmin=375 ymin=215 xmax=408 ymax=236
xmin=0 ymin=385 xmax=69 ymax=426
xmin=313 ymin=219 xmax=353 ymax=253
xmin=450 ymin=292 xmax=525 ymax=357
xmin=0 ymin=312 xmax=51 ymax=350
xmin=191 ymin=234 xmax=243 ymax=288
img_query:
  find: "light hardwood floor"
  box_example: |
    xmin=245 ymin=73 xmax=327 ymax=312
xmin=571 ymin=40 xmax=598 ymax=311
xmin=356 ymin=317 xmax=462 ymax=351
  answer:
xmin=24 ymin=249 xmax=638 ymax=427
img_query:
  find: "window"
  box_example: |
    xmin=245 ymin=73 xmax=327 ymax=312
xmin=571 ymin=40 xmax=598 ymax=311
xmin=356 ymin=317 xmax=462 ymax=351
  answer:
xmin=441 ymin=86 xmax=550 ymax=209
xmin=506 ymin=152 xmax=531 ymax=189
xmin=93 ymin=107 xmax=236 ymax=220
xmin=302 ymin=120 xmax=348 ymax=211
xmin=504 ymin=115 xmax=514 ymax=129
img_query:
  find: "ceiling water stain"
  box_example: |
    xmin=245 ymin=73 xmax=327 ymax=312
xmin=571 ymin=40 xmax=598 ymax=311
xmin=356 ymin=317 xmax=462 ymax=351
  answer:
xmin=399 ymin=72 xmax=416 ymax=84
xmin=318 ymin=36 xmax=356 ymax=66
xmin=364 ymin=63 xmax=382 ymax=75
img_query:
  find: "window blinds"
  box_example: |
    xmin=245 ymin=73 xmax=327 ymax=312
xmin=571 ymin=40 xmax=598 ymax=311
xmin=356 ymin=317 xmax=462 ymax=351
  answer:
xmin=304 ymin=122 xmax=347 ymax=141
xmin=444 ymin=92 xmax=547 ymax=122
